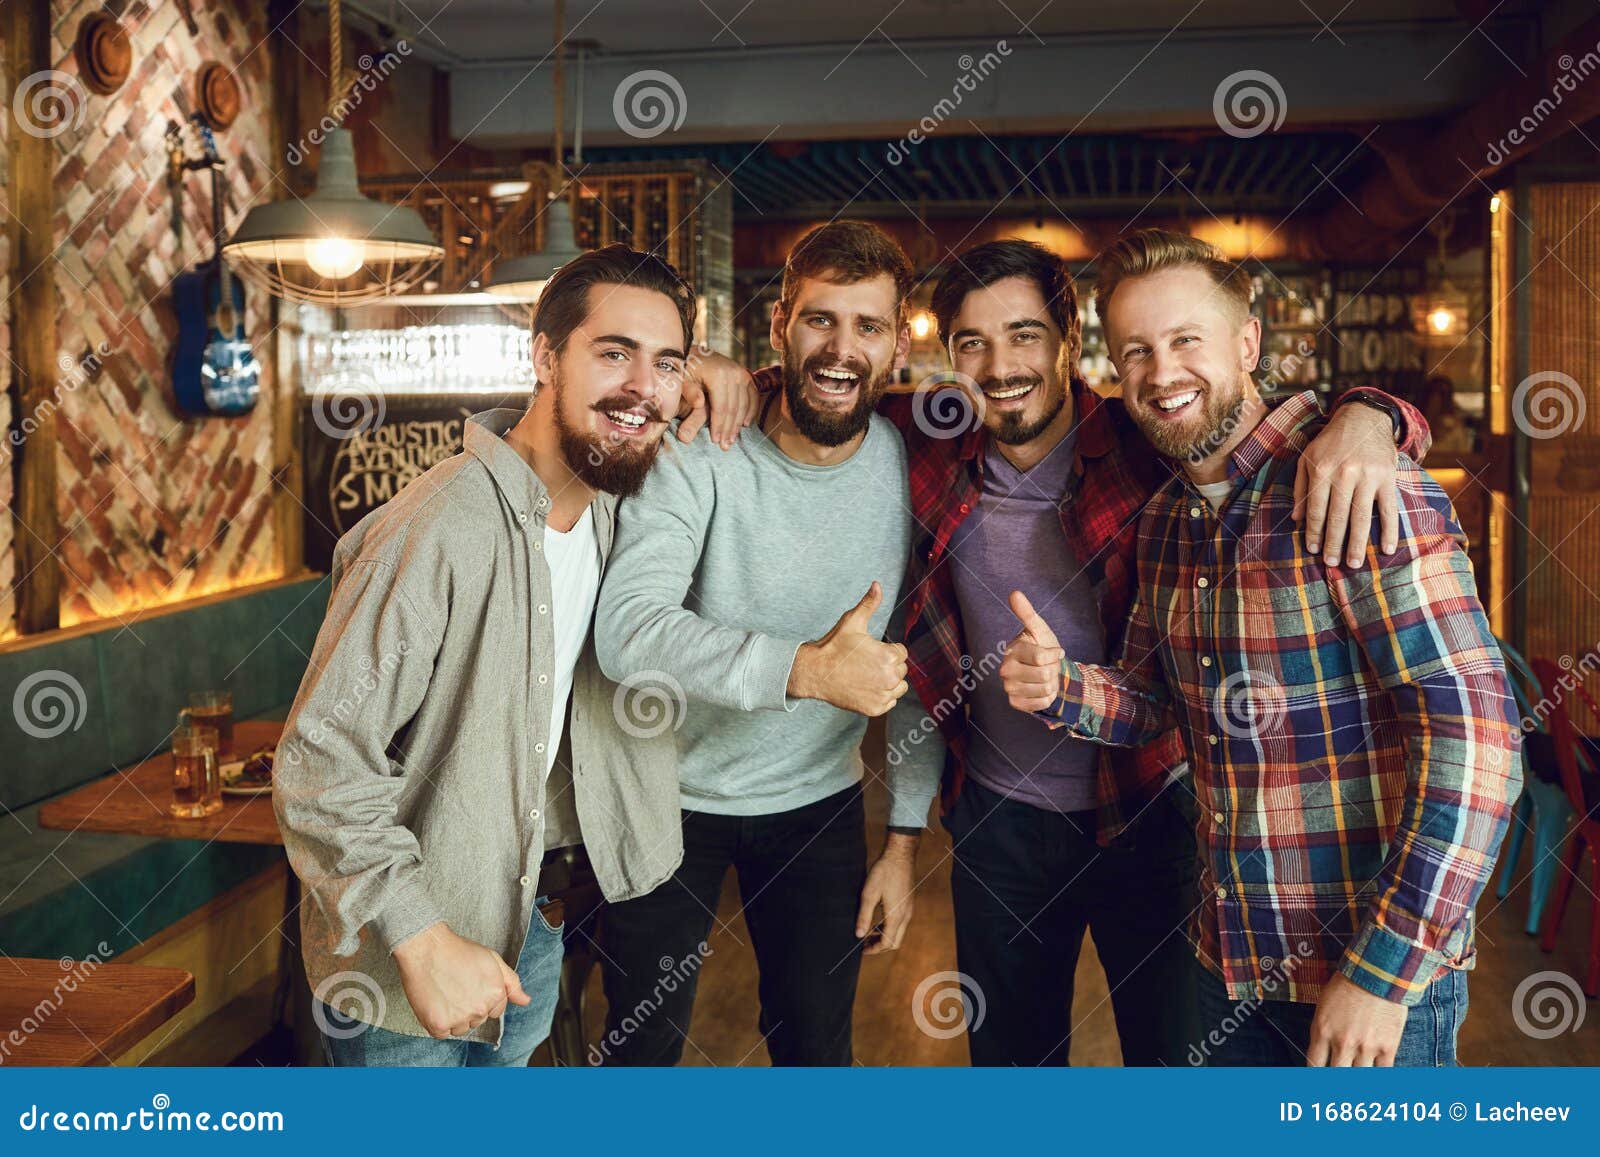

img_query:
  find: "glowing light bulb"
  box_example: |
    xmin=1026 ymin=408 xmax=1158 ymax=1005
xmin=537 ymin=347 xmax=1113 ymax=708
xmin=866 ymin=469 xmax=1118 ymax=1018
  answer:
xmin=307 ymin=237 xmax=364 ymax=280
xmin=1428 ymin=306 xmax=1455 ymax=334
xmin=911 ymin=312 xmax=932 ymax=339
xmin=1489 ymin=195 xmax=1502 ymax=214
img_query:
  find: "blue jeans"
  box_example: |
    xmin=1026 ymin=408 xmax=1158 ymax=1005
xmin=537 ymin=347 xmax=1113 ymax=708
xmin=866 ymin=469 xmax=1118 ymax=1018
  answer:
xmin=318 ymin=901 xmax=565 ymax=1067
xmin=1192 ymin=956 xmax=1468 ymax=1067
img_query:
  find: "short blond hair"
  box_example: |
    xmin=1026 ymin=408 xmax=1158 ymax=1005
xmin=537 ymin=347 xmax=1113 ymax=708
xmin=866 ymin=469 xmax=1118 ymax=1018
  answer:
xmin=1091 ymin=228 xmax=1253 ymax=326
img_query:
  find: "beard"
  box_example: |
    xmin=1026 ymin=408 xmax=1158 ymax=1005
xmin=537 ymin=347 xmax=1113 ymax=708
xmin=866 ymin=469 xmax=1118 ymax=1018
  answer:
xmin=781 ymin=347 xmax=891 ymax=447
xmin=983 ymin=372 xmax=1065 ymax=446
xmin=1131 ymin=377 xmax=1248 ymax=464
xmin=552 ymin=379 xmax=665 ymax=500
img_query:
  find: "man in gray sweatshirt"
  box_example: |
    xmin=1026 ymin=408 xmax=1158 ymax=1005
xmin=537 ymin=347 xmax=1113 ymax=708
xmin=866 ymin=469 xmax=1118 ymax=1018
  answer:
xmin=594 ymin=221 xmax=944 ymax=1066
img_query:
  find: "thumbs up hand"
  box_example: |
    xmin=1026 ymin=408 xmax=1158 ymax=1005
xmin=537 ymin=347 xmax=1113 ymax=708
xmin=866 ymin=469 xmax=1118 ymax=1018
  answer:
xmin=999 ymin=590 xmax=1066 ymax=714
xmin=787 ymin=582 xmax=910 ymax=717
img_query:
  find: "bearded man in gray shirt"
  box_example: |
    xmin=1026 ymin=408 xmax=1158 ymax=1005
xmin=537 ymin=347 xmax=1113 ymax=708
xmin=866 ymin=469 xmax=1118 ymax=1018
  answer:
xmin=274 ymin=246 xmax=739 ymax=1067
xmin=594 ymin=221 xmax=944 ymax=1066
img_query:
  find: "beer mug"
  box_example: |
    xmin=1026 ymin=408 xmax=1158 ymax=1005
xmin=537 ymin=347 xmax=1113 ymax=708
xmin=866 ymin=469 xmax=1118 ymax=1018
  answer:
xmin=170 ymin=721 xmax=223 ymax=818
xmin=181 ymin=690 xmax=235 ymax=757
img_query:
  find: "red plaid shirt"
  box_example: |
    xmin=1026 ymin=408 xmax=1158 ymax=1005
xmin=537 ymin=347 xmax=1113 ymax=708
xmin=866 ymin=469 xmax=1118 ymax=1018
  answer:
xmin=753 ymin=368 xmax=1426 ymax=845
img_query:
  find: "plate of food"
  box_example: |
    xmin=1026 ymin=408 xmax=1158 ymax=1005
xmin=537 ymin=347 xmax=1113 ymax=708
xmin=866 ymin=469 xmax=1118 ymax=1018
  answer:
xmin=221 ymin=746 xmax=275 ymax=796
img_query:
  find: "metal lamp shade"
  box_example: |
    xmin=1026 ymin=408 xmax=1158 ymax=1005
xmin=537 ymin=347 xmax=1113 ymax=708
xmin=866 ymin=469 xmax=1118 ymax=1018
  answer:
xmin=487 ymin=195 xmax=587 ymax=301
xmin=222 ymin=129 xmax=443 ymax=307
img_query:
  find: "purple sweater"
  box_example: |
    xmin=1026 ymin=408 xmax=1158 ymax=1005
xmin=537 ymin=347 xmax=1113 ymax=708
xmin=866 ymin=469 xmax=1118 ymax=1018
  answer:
xmin=947 ymin=431 xmax=1105 ymax=814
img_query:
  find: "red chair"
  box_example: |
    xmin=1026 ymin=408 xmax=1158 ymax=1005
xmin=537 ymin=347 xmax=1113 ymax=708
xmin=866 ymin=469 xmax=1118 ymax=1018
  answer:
xmin=1530 ymin=658 xmax=1600 ymax=997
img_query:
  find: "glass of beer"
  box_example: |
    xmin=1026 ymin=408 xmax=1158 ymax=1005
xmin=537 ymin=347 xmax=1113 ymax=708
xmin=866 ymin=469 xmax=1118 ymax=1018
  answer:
xmin=169 ymin=722 xmax=222 ymax=818
xmin=181 ymin=690 xmax=234 ymax=757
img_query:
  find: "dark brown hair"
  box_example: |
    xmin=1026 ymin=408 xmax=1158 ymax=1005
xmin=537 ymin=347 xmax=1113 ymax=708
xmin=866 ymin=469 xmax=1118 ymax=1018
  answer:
xmin=532 ymin=243 xmax=697 ymax=352
xmin=930 ymin=239 xmax=1082 ymax=369
xmin=1091 ymin=228 xmax=1253 ymax=325
xmin=778 ymin=220 xmax=915 ymax=319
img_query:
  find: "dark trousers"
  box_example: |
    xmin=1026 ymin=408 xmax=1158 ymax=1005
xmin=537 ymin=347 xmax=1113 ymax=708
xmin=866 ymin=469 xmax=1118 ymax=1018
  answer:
xmin=944 ymin=776 xmax=1200 ymax=1066
xmin=598 ymin=784 xmax=868 ymax=1066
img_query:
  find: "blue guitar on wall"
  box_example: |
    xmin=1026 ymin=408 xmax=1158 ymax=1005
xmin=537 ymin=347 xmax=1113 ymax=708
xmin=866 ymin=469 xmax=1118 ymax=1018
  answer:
xmin=170 ymin=115 xmax=259 ymax=417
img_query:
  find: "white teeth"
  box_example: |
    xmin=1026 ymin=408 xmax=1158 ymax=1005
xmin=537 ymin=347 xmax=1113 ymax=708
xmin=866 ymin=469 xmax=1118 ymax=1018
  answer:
xmin=1154 ymin=391 xmax=1198 ymax=412
xmin=817 ymin=367 xmax=858 ymax=380
xmin=606 ymin=410 xmax=647 ymax=427
xmin=985 ymin=383 xmax=1033 ymax=400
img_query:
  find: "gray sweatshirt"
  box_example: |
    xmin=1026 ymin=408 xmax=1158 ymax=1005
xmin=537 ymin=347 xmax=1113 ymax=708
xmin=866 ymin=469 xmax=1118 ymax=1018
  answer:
xmin=595 ymin=415 xmax=943 ymax=829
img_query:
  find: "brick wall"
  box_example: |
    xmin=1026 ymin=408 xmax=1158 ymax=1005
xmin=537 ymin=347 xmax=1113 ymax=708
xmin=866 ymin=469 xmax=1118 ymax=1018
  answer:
xmin=2 ymin=0 xmax=284 ymax=633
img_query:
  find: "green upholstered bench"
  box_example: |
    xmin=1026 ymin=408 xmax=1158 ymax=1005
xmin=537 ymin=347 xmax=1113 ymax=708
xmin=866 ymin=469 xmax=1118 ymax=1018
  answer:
xmin=0 ymin=575 xmax=329 ymax=962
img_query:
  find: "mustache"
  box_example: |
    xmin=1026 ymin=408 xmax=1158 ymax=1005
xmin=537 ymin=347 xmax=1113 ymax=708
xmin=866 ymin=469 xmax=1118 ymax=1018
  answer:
xmin=803 ymin=353 xmax=871 ymax=378
xmin=979 ymin=372 xmax=1044 ymax=393
xmin=589 ymin=395 xmax=665 ymax=423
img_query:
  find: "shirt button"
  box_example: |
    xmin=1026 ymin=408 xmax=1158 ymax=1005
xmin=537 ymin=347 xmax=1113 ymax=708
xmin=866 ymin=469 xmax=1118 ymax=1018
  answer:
xmin=535 ymin=742 xmax=546 ymax=753
xmin=1216 ymin=886 xmax=1228 ymax=900
xmin=959 ymin=503 xmax=971 ymax=514
xmin=537 ymin=498 xmax=548 ymax=510
xmin=519 ymin=875 xmax=531 ymax=887
xmin=529 ymin=808 xmax=541 ymax=820
xmin=1197 ymin=576 xmax=1210 ymax=589
xmin=517 ymin=512 xmax=528 ymax=524
xmin=1213 ymin=811 xmax=1225 ymax=824
xmin=533 ymin=541 xmax=543 ymax=552
xmin=1189 ymin=506 xmax=1202 ymax=517
xmin=538 ymin=604 xmax=549 ymax=615
xmin=538 ymin=674 xmax=548 ymax=685
xmin=1200 ymin=655 xmax=1213 ymax=667
xmin=1208 ymin=734 xmax=1219 ymax=746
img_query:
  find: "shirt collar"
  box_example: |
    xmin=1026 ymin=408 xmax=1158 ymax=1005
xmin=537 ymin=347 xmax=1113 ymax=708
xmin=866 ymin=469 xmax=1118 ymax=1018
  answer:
xmin=1224 ymin=390 xmax=1323 ymax=483
xmin=462 ymin=408 xmax=617 ymax=533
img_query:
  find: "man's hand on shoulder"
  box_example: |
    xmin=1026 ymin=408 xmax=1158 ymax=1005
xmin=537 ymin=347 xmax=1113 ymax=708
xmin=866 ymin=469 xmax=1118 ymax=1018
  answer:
xmin=677 ymin=346 xmax=758 ymax=449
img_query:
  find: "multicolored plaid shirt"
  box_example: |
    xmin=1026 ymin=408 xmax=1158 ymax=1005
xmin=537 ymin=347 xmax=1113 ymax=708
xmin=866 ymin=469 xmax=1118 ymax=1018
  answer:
xmin=877 ymin=373 xmax=1427 ymax=845
xmin=1038 ymin=391 xmax=1521 ymax=1006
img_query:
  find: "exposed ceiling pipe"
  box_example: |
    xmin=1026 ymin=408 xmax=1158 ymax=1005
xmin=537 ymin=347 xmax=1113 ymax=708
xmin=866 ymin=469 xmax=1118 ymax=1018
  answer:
xmin=1294 ymin=12 xmax=1600 ymax=258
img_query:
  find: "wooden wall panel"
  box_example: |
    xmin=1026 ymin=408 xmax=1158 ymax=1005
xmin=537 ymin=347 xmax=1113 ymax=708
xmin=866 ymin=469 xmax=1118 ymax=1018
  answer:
xmin=1524 ymin=182 xmax=1600 ymax=731
xmin=1 ymin=38 xmax=13 ymax=642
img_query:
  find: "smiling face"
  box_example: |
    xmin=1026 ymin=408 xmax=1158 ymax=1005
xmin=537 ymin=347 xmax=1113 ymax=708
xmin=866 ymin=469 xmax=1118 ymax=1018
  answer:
xmin=535 ymin=282 xmax=687 ymax=498
xmin=773 ymin=271 xmax=908 ymax=447
xmin=947 ymin=275 xmax=1070 ymax=446
xmin=1104 ymin=265 xmax=1261 ymax=464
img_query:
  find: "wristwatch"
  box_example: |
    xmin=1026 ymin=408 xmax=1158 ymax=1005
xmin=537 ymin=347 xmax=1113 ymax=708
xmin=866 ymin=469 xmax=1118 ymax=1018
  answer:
xmin=1343 ymin=391 xmax=1402 ymax=443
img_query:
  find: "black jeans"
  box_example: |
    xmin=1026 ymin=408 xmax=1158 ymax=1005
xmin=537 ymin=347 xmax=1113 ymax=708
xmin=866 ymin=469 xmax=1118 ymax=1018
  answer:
xmin=944 ymin=776 xmax=1200 ymax=1066
xmin=598 ymin=784 xmax=868 ymax=1066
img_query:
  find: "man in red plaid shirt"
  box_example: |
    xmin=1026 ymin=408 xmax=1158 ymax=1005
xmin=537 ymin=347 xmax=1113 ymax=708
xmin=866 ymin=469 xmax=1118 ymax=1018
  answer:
xmin=687 ymin=229 xmax=1424 ymax=1066
xmin=1005 ymin=228 xmax=1519 ymax=1066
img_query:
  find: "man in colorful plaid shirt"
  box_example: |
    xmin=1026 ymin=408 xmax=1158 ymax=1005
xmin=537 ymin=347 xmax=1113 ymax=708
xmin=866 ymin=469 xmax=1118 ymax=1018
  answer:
xmin=1005 ymin=228 xmax=1521 ymax=1066
xmin=686 ymin=232 xmax=1425 ymax=1066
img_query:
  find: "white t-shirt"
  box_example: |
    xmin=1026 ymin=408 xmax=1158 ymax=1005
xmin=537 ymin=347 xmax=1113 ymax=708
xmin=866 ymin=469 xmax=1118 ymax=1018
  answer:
xmin=1196 ymin=479 xmax=1235 ymax=511
xmin=541 ymin=505 xmax=602 ymax=778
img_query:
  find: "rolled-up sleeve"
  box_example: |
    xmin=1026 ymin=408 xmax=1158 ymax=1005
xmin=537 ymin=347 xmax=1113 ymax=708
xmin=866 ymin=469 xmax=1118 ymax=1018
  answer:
xmin=273 ymin=558 xmax=446 ymax=957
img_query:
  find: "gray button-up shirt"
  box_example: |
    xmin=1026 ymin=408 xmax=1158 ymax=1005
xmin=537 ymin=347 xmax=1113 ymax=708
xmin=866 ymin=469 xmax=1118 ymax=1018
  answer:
xmin=274 ymin=409 xmax=682 ymax=1044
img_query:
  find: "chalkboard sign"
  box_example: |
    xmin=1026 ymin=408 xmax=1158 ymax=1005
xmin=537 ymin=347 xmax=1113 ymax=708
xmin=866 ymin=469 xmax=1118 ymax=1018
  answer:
xmin=300 ymin=393 xmax=531 ymax=572
xmin=1330 ymin=266 xmax=1426 ymax=397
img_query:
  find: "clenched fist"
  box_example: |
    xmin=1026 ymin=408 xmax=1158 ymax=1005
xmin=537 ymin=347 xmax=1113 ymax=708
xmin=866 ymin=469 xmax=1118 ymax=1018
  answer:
xmin=999 ymin=590 xmax=1065 ymax=714
xmin=788 ymin=582 xmax=910 ymax=717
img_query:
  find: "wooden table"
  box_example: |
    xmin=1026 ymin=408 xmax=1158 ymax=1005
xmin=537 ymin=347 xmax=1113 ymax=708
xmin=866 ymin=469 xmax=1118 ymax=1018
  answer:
xmin=38 ymin=719 xmax=285 ymax=845
xmin=34 ymin=720 xmax=309 ymax=1062
xmin=1 ymin=957 xmax=194 ymax=1065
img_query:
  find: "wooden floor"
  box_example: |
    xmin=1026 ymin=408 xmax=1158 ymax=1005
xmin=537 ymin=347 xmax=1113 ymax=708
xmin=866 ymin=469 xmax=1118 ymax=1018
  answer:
xmin=565 ymin=752 xmax=1600 ymax=1067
